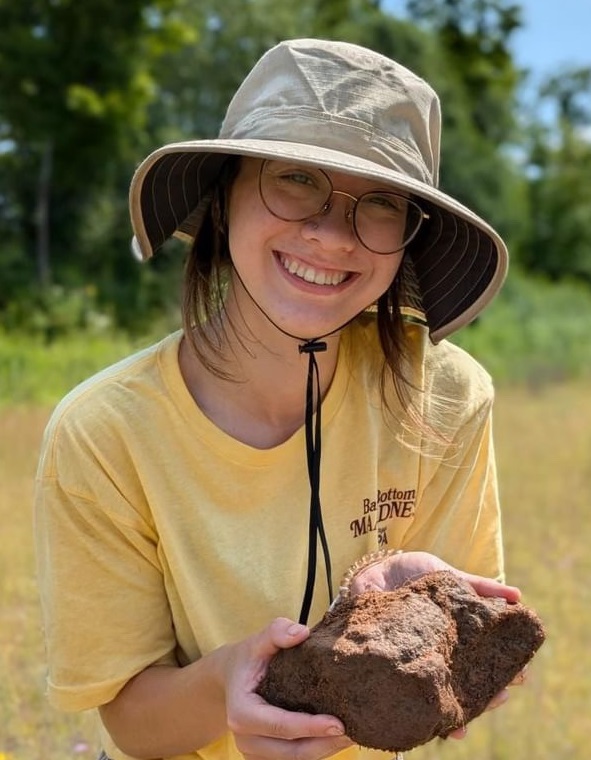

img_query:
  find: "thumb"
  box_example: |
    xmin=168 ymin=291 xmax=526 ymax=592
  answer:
xmin=254 ymin=617 xmax=311 ymax=659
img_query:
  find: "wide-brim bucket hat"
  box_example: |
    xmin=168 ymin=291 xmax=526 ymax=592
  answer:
xmin=129 ymin=37 xmax=508 ymax=343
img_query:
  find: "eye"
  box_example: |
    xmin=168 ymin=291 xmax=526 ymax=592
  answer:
xmin=363 ymin=193 xmax=407 ymax=216
xmin=266 ymin=161 xmax=325 ymax=190
xmin=277 ymin=169 xmax=319 ymax=189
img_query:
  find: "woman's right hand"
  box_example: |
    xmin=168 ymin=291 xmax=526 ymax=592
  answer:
xmin=221 ymin=617 xmax=353 ymax=760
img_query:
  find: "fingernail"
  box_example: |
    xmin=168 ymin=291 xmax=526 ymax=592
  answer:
xmin=287 ymin=623 xmax=307 ymax=636
xmin=496 ymin=688 xmax=510 ymax=705
xmin=326 ymin=725 xmax=345 ymax=736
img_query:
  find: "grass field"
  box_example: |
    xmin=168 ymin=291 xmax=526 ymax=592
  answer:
xmin=1 ymin=383 xmax=590 ymax=760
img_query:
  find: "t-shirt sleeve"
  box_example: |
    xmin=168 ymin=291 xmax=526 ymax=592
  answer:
xmin=34 ymin=407 xmax=178 ymax=712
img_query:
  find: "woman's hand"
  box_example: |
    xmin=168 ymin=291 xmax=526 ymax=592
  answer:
xmin=100 ymin=618 xmax=352 ymax=760
xmin=221 ymin=617 xmax=353 ymax=760
xmin=348 ymin=550 xmax=521 ymax=603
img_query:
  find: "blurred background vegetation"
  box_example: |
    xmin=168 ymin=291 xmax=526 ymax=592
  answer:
xmin=0 ymin=0 xmax=590 ymax=395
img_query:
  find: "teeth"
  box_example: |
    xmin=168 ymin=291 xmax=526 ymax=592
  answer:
xmin=280 ymin=255 xmax=347 ymax=286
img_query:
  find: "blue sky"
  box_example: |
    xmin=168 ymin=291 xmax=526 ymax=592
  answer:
xmin=510 ymin=0 xmax=591 ymax=83
xmin=384 ymin=0 xmax=591 ymax=83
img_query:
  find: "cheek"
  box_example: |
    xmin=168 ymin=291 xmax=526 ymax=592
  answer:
xmin=373 ymin=254 xmax=404 ymax=292
xmin=227 ymin=191 xmax=260 ymax=259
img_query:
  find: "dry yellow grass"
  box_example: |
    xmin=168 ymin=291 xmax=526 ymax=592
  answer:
xmin=0 ymin=408 xmax=97 ymax=758
xmin=1 ymin=384 xmax=590 ymax=759
xmin=415 ymin=382 xmax=591 ymax=760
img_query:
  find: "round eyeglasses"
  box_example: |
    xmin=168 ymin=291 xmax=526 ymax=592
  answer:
xmin=258 ymin=160 xmax=429 ymax=254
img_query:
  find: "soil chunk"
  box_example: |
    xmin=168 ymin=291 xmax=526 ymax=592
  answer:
xmin=257 ymin=571 xmax=545 ymax=752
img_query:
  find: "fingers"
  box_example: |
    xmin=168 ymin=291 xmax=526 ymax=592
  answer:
xmin=230 ymin=698 xmax=351 ymax=760
xmin=484 ymin=688 xmax=510 ymax=712
xmin=448 ymin=724 xmax=468 ymax=740
xmin=459 ymin=572 xmax=522 ymax=603
xmin=485 ymin=668 xmax=527 ymax=714
xmin=231 ymin=696 xmax=346 ymax=742
xmin=226 ymin=617 xmax=348 ymax=759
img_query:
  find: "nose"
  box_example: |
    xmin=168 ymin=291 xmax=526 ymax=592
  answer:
xmin=300 ymin=191 xmax=357 ymax=251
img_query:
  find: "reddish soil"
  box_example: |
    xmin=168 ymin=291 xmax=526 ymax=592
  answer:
xmin=257 ymin=571 xmax=545 ymax=752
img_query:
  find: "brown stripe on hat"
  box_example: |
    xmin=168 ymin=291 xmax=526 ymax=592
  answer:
xmin=143 ymin=153 xmax=204 ymax=249
xmin=408 ymin=202 xmax=500 ymax=337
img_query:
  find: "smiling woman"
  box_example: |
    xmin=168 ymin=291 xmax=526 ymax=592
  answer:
xmin=35 ymin=37 xmax=520 ymax=760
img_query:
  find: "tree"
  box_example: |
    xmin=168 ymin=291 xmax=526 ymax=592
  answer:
xmin=0 ymin=0 xmax=199 ymax=318
xmin=404 ymin=0 xmax=522 ymax=144
xmin=521 ymin=67 xmax=591 ymax=283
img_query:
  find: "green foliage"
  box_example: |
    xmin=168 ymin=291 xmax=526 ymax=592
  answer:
xmin=0 ymin=0 xmax=197 ymax=322
xmin=405 ymin=0 xmax=523 ymax=143
xmin=399 ymin=0 xmax=529 ymax=255
xmin=0 ymin=0 xmax=590 ymax=332
xmin=520 ymin=67 xmax=591 ymax=284
xmin=452 ymin=269 xmax=591 ymax=385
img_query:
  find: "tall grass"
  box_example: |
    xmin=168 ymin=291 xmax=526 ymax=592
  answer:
xmin=0 ymin=408 xmax=97 ymax=759
xmin=413 ymin=382 xmax=591 ymax=760
xmin=452 ymin=272 xmax=591 ymax=386
xmin=0 ymin=331 xmax=151 ymax=407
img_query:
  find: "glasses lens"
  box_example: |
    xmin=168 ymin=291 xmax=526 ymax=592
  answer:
xmin=354 ymin=193 xmax=425 ymax=254
xmin=260 ymin=161 xmax=332 ymax=221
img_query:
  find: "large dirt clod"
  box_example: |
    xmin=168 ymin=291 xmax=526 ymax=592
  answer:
xmin=257 ymin=571 xmax=545 ymax=752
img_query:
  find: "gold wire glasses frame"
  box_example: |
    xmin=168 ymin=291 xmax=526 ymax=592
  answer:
xmin=258 ymin=159 xmax=429 ymax=255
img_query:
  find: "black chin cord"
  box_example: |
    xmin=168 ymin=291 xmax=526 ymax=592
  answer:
xmin=228 ymin=265 xmax=344 ymax=624
xmin=298 ymin=339 xmax=334 ymax=624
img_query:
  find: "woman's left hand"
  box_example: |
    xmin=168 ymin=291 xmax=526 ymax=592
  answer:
xmin=347 ymin=550 xmax=524 ymax=738
xmin=348 ymin=549 xmax=521 ymax=602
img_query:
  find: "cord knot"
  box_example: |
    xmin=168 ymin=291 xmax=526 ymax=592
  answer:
xmin=299 ymin=340 xmax=328 ymax=354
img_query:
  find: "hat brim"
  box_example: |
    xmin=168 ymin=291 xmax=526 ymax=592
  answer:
xmin=129 ymin=139 xmax=508 ymax=342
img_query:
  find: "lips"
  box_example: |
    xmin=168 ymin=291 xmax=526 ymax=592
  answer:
xmin=278 ymin=252 xmax=349 ymax=286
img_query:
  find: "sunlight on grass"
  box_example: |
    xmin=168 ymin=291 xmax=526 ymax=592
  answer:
xmin=1 ymin=384 xmax=590 ymax=759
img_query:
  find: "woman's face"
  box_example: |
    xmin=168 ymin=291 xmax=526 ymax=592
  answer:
xmin=226 ymin=158 xmax=405 ymax=341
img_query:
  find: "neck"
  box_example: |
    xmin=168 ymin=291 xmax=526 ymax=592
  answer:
xmin=179 ymin=314 xmax=341 ymax=449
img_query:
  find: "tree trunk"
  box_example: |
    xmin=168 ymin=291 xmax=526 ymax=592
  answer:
xmin=35 ymin=139 xmax=53 ymax=287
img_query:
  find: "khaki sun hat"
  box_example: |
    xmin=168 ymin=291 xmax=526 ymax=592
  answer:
xmin=129 ymin=37 xmax=508 ymax=343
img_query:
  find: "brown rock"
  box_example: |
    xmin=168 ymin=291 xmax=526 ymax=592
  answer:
xmin=257 ymin=571 xmax=545 ymax=752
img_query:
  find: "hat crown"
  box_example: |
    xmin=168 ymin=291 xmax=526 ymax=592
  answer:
xmin=219 ymin=39 xmax=441 ymax=186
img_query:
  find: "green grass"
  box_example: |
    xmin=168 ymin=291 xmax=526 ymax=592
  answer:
xmin=3 ymin=270 xmax=591 ymax=408
xmin=451 ymin=270 xmax=591 ymax=386
xmin=0 ymin=331 xmax=154 ymax=407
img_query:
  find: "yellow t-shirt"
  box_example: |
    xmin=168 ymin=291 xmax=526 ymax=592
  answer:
xmin=34 ymin=315 xmax=503 ymax=760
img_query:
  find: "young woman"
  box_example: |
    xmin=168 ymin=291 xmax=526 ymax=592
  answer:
xmin=35 ymin=38 xmax=521 ymax=760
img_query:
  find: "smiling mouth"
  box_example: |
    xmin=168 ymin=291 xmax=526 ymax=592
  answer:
xmin=278 ymin=253 xmax=350 ymax=286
